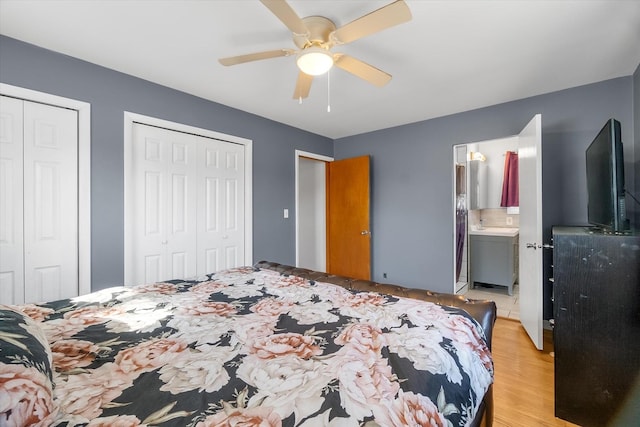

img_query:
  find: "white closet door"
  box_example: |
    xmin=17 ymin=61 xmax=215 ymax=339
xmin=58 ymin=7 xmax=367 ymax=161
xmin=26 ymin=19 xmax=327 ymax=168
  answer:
xmin=166 ymin=130 xmax=198 ymax=279
xmin=23 ymin=101 xmax=78 ymax=303
xmin=197 ymin=136 xmax=245 ymax=273
xmin=0 ymin=96 xmax=78 ymax=304
xmin=0 ymin=96 xmax=25 ymax=304
xmin=131 ymin=124 xmax=197 ymax=284
xmin=129 ymin=122 xmax=246 ymax=284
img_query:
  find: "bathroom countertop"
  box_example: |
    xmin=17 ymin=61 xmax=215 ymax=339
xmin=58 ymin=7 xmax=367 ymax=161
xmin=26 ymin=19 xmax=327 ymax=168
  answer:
xmin=469 ymin=227 xmax=519 ymax=237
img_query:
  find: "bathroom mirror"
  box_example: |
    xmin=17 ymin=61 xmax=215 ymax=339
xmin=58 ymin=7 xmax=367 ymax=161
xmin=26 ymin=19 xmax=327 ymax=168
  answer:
xmin=468 ymin=156 xmax=488 ymax=210
xmin=468 ymin=137 xmax=519 ymax=209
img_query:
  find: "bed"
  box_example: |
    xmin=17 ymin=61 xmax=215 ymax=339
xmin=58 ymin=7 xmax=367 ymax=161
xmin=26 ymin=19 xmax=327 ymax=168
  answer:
xmin=1 ymin=261 xmax=496 ymax=427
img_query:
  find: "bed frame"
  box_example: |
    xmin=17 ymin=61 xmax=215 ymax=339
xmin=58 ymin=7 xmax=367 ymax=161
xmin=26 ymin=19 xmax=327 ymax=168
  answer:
xmin=256 ymin=260 xmax=497 ymax=427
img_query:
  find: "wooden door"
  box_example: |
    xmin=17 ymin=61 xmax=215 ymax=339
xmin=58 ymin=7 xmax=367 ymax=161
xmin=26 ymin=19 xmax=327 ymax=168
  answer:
xmin=326 ymin=155 xmax=371 ymax=280
xmin=518 ymin=114 xmax=544 ymax=350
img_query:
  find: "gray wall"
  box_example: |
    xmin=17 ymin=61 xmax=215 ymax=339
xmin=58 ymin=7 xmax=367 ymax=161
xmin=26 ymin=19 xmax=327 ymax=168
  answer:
xmin=0 ymin=35 xmax=332 ymax=291
xmin=334 ymin=77 xmax=635 ymax=311
xmin=1 ymin=35 xmax=637 ymax=306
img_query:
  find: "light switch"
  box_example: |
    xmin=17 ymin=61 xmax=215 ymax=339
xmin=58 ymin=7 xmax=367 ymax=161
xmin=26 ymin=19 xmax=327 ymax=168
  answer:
xmin=283 ymin=208 xmax=289 ymax=219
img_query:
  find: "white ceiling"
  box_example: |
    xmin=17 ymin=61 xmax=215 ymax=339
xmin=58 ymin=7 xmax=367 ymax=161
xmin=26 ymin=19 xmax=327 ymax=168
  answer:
xmin=1 ymin=0 xmax=639 ymax=139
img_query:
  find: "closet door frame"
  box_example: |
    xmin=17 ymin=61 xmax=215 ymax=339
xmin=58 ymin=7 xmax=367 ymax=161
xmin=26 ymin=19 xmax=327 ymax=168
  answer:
xmin=123 ymin=112 xmax=253 ymax=286
xmin=0 ymin=83 xmax=92 ymax=298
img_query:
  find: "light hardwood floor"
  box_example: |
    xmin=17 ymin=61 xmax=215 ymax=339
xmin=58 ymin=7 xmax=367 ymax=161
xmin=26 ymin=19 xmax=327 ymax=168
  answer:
xmin=491 ymin=318 xmax=580 ymax=427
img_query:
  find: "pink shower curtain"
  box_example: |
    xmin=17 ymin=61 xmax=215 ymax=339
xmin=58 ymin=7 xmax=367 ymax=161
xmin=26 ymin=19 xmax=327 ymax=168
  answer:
xmin=500 ymin=151 xmax=519 ymax=207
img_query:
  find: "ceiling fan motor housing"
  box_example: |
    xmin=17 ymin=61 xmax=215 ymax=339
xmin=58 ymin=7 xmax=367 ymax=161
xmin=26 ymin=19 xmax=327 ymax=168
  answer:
xmin=294 ymin=16 xmax=336 ymax=49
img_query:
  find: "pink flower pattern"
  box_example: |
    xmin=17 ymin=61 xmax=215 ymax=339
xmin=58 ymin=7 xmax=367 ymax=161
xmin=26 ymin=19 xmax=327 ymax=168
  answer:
xmin=51 ymin=339 xmax=99 ymax=371
xmin=3 ymin=268 xmax=493 ymax=426
xmin=250 ymin=333 xmax=322 ymax=360
xmin=0 ymin=363 xmax=57 ymax=427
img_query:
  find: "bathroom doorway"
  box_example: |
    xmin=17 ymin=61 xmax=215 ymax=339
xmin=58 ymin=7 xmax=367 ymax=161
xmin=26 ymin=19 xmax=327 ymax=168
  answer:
xmin=452 ymin=115 xmax=544 ymax=350
xmin=452 ymin=136 xmax=519 ymax=295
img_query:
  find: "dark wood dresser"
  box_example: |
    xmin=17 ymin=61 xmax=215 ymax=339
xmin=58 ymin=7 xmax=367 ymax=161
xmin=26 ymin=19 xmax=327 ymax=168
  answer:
xmin=552 ymin=226 xmax=640 ymax=426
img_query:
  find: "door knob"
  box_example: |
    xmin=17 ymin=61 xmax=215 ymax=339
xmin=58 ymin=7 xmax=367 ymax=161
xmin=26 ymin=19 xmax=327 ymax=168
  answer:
xmin=526 ymin=243 xmax=538 ymax=249
xmin=361 ymin=230 xmax=370 ymax=235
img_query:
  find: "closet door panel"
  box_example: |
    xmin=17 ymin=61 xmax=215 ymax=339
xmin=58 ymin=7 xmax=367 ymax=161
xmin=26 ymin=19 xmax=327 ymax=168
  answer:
xmin=131 ymin=124 xmax=197 ymax=283
xmin=204 ymin=177 xmax=219 ymax=233
xmin=204 ymin=248 xmax=219 ymax=274
xmin=166 ymin=134 xmax=197 ymax=280
xmin=144 ymin=172 xmax=163 ymax=236
xmin=0 ymin=96 xmax=25 ymax=304
xmin=197 ymin=138 xmax=244 ymax=272
xmin=144 ymin=254 xmax=162 ymax=285
xmin=203 ymin=176 xmax=220 ymax=272
xmin=222 ymin=147 xmax=244 ymax=269
xmin=133 ymin=125 xmax=168 ymax=284
xmin=141 ymin=170 xmax=164 ymax=284
xmin=32 ymin=265 xmax=62 ymax=303
xmin=23 ymin=101 xmax=78 ymax=303
xmin=224 ymin=178 xmax=239 ymax=268
xmin=225 ymin=178 xmax=238 ymax=231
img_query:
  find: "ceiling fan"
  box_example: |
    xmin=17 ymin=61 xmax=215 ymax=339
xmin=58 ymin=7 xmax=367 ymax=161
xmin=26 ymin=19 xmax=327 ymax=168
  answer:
xmin=218 ymin=0 xmax=412 ymax=100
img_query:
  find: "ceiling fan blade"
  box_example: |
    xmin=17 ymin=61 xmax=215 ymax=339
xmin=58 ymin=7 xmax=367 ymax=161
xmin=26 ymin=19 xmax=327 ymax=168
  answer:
xmin=334 ymin=54 xmax=391 ymax=87
xmin=293 ymin=71 xmax=313 ymax=99
xmin=260 ymin=0 xmax=309 ymax=36
xmin=218 ymin=49 xmax=294 ymax=66
xmin=331 ymin=0 xmax=412 ymax=45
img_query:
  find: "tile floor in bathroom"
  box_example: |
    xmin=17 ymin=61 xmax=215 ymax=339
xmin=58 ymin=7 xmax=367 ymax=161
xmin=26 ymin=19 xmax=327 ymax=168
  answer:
xmin=465 ymin=283 xmax=520 ymax=320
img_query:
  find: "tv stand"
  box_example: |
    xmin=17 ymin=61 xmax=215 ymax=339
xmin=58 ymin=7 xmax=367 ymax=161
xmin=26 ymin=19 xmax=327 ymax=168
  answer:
xmin=552 ymin=226 xmax=640 ymax=426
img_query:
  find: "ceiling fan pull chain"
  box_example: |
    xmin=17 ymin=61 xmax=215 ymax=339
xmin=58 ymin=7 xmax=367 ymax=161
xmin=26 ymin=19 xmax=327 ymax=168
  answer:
xmin=327 ymin=70 xmax=331 ymax=113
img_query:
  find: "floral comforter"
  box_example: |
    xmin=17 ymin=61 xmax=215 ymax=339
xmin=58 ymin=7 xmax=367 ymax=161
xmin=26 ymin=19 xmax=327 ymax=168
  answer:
xmin=1 ymin=266 xmax=493 ymax=427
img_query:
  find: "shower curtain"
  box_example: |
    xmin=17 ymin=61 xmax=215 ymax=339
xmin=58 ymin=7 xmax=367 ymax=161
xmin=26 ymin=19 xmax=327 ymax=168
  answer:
xmin=500 ymin=151 xmax=519 ymax=207
xmin=455 ymin=194 xmax=466 ymax=282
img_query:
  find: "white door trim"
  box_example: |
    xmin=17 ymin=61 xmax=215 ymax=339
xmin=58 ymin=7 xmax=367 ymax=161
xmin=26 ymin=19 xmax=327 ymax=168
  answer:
xmin=451 ymin=143 xmax=468 ymax=294
xmin=0 ymin=83 xmax=91 ymax=297
xmin=124 ymin=112 xmax=253 ymax=284
xmin=294 ymin=150 xmax=333 ymax=268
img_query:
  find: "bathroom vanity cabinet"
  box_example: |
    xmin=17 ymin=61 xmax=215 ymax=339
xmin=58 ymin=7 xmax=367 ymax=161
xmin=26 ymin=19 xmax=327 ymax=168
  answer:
xmin=552 ymin=226 xmax=640 ymax=427
xmin=469 ymin=228 xmax=518 ymax=295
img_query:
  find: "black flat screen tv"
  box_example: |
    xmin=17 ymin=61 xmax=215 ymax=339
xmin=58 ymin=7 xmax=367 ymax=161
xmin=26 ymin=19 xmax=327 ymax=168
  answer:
xmin=585 ymin=118 xmax=628 ymax=232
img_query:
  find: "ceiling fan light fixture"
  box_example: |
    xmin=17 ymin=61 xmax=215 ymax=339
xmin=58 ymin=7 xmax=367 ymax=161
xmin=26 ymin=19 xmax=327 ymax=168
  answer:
xmin=296 ymin=47 xmax=334 ymax=76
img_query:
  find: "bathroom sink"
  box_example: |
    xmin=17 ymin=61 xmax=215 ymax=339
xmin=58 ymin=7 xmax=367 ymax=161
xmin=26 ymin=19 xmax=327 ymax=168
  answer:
xmin=469 ymin=227 xmax=519 ymax=237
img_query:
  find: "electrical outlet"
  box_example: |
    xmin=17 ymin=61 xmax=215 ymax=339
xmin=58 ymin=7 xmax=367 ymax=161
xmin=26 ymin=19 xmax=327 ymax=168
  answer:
xmin=506 ymin=216 xmax=513 ymax=225
xmin=383 ymin=273 xmax=387 ymax=278
xmin=283 ymin=209 xmax=289 ymax=219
